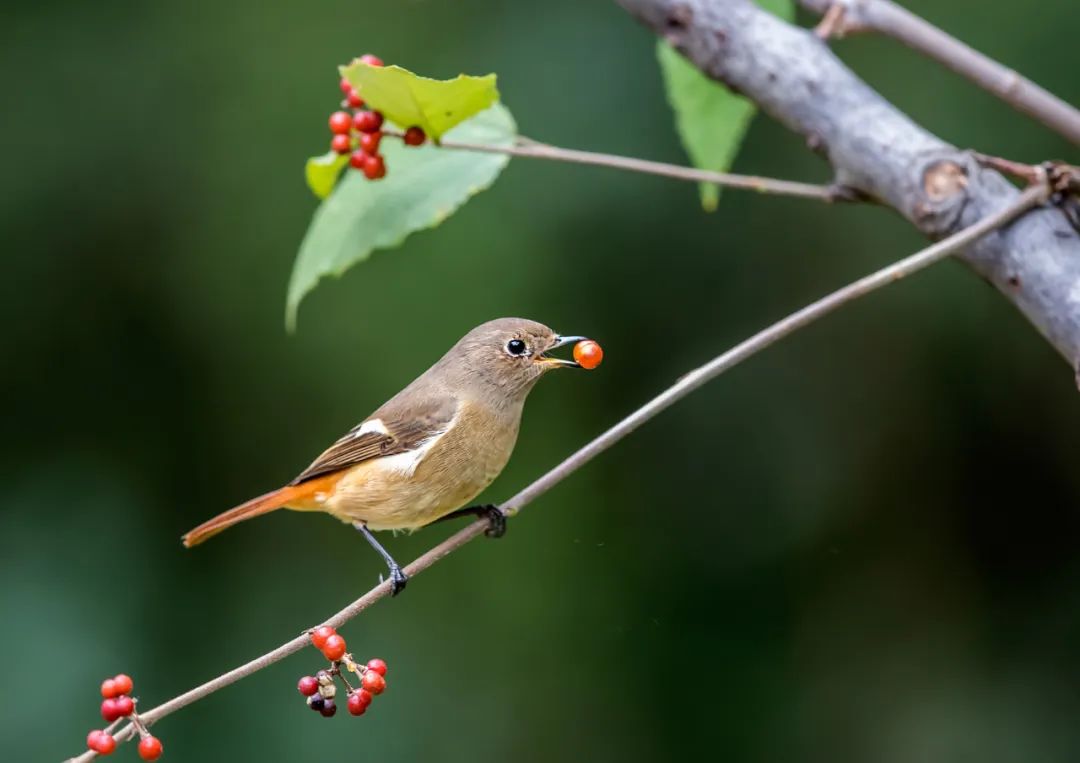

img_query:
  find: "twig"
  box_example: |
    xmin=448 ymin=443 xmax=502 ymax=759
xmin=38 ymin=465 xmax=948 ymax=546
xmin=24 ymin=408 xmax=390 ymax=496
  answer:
xmin=972 ymin=154 xmax=1080 ymax=198
xmin=451 ymin=137 xmax=847 ymax=201
xmin=971 ymin=152 xmax=1043 ymax=185
xmin=65 ymin=179 xmax=1048 ymax=762
xmin=800 ymin=0 xmax=1080 ymax=145
xmin=389 ymin=130 xmax=849 ymax=202
xmin=813 ymin=2 xmax=849 ymax=39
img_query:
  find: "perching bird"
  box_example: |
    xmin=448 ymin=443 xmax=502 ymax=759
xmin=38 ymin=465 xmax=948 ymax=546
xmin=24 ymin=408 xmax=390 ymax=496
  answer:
xmin=182 ymin=318 xmax=590 ymax=595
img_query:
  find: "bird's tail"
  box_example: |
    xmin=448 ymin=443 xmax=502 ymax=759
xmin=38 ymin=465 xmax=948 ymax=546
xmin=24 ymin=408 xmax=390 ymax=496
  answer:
xmin=182 ymin=475 xmax=338 ymax=548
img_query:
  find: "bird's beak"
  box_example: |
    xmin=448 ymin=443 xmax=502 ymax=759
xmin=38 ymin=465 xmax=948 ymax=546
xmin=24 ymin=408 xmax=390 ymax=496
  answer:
xmin=537 ymin=335 xmax=587 ymax=369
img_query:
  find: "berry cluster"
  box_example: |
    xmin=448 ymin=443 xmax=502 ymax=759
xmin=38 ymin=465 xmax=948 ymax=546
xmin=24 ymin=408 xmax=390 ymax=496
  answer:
xmin=85 ymin=674 xmax=163 ymax=760
xmin=328 ymin=53 xmax=427 ymax=180
xmin=299 ymin=625 xmax=388 ymax=718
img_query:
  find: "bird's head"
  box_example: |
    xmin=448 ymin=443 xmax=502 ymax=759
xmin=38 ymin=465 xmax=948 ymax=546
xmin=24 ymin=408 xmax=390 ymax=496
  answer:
xmin=444 ymin=317 xmax=587 ymax=403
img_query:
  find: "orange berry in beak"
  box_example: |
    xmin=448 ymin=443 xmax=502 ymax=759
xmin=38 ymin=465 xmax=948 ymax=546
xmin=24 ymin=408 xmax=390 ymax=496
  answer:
xmin=573 ymin=340 xmax=603 ymax=370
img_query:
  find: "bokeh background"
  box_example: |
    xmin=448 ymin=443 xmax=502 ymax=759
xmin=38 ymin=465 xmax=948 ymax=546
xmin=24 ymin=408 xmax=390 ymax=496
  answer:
xmin=4 ymin=0 xmax=1079 ymax=760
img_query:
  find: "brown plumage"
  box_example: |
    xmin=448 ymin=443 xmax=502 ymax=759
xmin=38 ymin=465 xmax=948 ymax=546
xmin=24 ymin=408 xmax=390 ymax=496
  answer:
xmin=181 ymin=318 xmax=587 ymax=591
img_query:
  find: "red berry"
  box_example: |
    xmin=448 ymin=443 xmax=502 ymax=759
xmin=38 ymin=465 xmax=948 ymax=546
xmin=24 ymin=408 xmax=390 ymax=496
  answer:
xmin=349 ymin=150 xmax=369 ymax=170
xmin=403 ymin=126 xmax=426 ymax=146
xmin=365 ymin=658 xmax=388 ymax=676
xmin=361 ymin=154 xmax=386 ymax=180
xmin=88 ymin=730 xmax=116 ymax=755
xmin=321 ymin=633 xmax=347 ymax=661
xmin=331 ymin=134 xmax=352 ymax=154
xmin=359 ymin=132 xmax=382 ymax=154
xmin=573 ymin=340 xmax=604 ymax=370
xmin=320 ymin=699 xmax=337 ymax=717
xmin=347 ymin=89 xmax=365 ymax=109
xmin=359 ymin=54 xmax=384 ymax=67
xmin=101 ymin=698 xmax=122 ymax=722
xmin=297 ymin=675 xmax=319 ymax=696
xmin=137 ymin=736 xmax=163 ymax=762
xmin=353 ymin=110 xmax=383 ymax=133
xmin=310 ymin=625 xmax=336 ymax=649
xmin=339 ymin=77 xmax=352 ymax=95
xmin=114 ymin=695 xmax=135 ymax=717
xmin=361 ymin=670 xmax=386 ymax=695
xmin=328 ymin=111 xmax=352 ymax=135
xmin=101 ymin=678 xmax=119 ymax=699
xmin=113 ymin=674 xmax=134 ymax=695
xmin=346 ymin=691 xmax=369 ymax=716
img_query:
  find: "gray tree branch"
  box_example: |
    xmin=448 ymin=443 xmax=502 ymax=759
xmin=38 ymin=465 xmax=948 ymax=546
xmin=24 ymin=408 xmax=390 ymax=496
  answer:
xmin=618 ymin=0 xmax=1080 ymax=372
xmin=799 ymin=0 xmax=1080 ymax=146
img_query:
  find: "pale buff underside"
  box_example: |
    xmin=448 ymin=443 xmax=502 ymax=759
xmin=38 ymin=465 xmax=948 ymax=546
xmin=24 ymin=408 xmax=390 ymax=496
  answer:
xmin=285 ymin=399 xmax=520 ymax=531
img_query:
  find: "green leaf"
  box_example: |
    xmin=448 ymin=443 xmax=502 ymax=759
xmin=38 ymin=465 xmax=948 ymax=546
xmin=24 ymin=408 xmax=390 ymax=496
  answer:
xmin=287 ymin=103 xmax=516 ymax=330
xmin=340 ymin=61 xmax=498 ymax=141
xmin=305 ymin=151 xmax=349 ymax=200
xmin=756 ymin=0 xmax=795 ymax=20
xmin=656 ymin=0 xmax=794 ymax=211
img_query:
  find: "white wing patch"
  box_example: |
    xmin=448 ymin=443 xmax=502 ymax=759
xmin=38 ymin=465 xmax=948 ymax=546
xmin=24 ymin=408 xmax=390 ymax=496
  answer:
xmin=375 ymin=412 xmax=457 ymax=477
xmin=353 ymin=418 xmax=389 ymax=437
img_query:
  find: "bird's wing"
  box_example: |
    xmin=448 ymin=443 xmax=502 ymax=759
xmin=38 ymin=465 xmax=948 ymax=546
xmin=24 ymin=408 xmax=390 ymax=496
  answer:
xmin=289 ymin=395 xmax=459 ymax=485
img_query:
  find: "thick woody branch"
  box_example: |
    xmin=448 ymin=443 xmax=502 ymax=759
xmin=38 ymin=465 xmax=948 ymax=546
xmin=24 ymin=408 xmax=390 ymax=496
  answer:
xmin=617 ymin=0 xmax=1080 ymax=370
xmin=65 ymin=181 xmax=1047 ymax=762
xmin=799 ymin=0 xmax=1080 ymax=146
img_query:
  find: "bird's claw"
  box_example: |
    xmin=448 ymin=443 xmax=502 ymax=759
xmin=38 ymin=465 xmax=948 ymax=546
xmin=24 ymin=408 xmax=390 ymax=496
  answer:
xmin=388 ymin=566 xmax=408 ymax=596
xmin=480 ymin=504 xmax=507 ymax=539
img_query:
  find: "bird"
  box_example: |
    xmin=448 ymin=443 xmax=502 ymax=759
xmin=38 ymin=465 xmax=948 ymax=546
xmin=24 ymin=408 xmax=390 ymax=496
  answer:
xmin=182 ymin=318 xmax=590 ymax=595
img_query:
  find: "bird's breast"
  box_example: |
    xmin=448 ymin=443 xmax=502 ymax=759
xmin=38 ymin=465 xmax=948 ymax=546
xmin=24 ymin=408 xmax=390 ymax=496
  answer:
xmin=325 ymin=400 xmax=522 ymax=531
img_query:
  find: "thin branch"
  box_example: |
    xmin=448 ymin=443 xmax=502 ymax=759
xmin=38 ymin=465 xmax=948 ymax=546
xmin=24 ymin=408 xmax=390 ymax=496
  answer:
xmin=65 ymin=178 xmax=1048 ymax=763
xmin=401 ymin=130 xmax=849 ymax=202
xmin=800 ymin=0 xmax=1080 ymax=145
xmin=972 ymin=153 xmax=1080 ymax=197
xmin=813 ymin=2 xmax=847 ymax=40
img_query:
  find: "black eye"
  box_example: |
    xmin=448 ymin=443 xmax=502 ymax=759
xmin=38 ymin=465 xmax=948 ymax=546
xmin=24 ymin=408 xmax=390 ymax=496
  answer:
xmin=506 ymin=339 xmax=527 ymax=356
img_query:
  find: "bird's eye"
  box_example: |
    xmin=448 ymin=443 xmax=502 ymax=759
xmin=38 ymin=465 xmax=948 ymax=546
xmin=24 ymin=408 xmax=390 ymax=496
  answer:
xmin=506 ymin=339 xmax=527 ymax=356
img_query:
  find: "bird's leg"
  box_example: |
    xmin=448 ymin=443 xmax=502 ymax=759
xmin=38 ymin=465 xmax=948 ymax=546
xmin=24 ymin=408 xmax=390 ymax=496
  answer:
xmin=353 ymin=522 xmax=408 ymax=596
xmin=431 ymin=504 xmax=507 ymax=539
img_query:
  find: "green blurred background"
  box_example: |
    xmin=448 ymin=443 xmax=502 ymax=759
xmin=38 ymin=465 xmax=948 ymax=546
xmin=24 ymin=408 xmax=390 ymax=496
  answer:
xmin=4 ymin=1 xmax=1079 ymax=760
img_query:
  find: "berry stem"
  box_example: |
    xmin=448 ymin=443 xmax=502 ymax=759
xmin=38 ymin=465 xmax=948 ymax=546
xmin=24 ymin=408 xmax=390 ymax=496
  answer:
xmin=337 ymin=670 xmax=357 ymax=695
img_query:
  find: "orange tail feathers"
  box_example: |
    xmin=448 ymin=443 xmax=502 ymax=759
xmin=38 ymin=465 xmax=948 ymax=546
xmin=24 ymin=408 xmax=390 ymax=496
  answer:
xmin=182 ymin=474 xmax=340 ymax=548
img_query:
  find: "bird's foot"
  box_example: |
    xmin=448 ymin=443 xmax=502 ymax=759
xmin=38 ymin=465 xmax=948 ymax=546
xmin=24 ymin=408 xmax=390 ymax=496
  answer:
xmin=387 ymin=565 xmax=408 ymax=597
xmin=479 ymin=504 xmax=507 ymax=538
xmin=428 ymin=503 xmax=508 ymax=538
xmin=356 ymin=521 xmax=409 ymax=597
